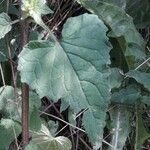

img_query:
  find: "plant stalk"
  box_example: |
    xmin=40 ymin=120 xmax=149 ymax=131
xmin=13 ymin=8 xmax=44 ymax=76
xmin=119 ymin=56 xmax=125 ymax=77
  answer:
xmin=20 ymin=19 xmax=29 ymax=149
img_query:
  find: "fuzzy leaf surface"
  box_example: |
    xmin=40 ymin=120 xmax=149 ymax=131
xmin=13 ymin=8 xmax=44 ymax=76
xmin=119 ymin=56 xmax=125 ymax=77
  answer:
xmin=18 ymin=14 xmax=111 ymax=148
xmin=77 ymin=0 xmax=146 ymax=68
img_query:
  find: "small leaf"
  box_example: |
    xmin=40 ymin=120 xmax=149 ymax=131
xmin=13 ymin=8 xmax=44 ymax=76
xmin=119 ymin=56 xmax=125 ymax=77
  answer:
xmin=126 ymin=70 xmax=150 ymax=91
xmin=0 ymin=13 xmax=12 ymax=39
xmin=111 ymin=85 xmax=140 ymax=105
xmin=0 ymin=118 xmax=21 ymax=150
xmin=0 ymin=86 xmax=19 ymax=118
xmin=109 ymin=68 xmax=123 ymax=89
xmin=109 ymin=106 xmax=131 ymax=150
xmin=0 ymin=86 xmax=41 ymax=122
xmin=26 ymin=124 xmax=72 ymax=150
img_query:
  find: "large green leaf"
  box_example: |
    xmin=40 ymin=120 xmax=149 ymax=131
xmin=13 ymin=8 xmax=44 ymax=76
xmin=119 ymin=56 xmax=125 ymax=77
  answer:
xmin=126 ymin=70 xmax=150 ymax=91
xmin=0 ymin=13 xmax=12 ymax=39
xmin=18 ymin=14 xmax=111 ymax=148
xmin=77 ymin=0 xmax=146 ymax=68
xmin=0 ymin=85 xmax=41 ymax=123
xmin=141 ymin=96 xmax=150 ymax=106
xmin=26 ymin=124 xmax=72 ymax=150
xmin=0 ymin=118 xmax=21 ymax=150
xmin=0 ymin=86 xmax=18 ymax=118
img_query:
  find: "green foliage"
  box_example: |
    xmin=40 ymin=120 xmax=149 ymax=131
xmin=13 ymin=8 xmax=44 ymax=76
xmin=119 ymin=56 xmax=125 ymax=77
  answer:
xmin=0 ymin=39 xmax=10 ymax=62
xmin=18 ymin=14 xmax=111 ymax=148
xmin=0 ymin=0 xmax=149 ymax=149
xmin=0 ymin=13 xmax=12 ymax=39
xmin=77 ymin=0 xmax=146 ymax=68
xmin=111 ymin=85 xmax=140 ymax=105
xmin=0 ymin=118 xmax=21 ymax=150
xmin=109 ymin=106 xmax=131 ymax=150
xmin=141 ymin=96 xmax=150 ymax=106
xmin=30 ymin=106 xmax=41 ymax=132
xmin=109 ymin=68 xmax=123 ymax=89
xmin=0 ymin=86 xmax=18 ymax=118
xmin=26 ymin=124 xmax=72 ymax=150
xmin=22 ymin=0 xmax=53 ymax=24
xmin=0 ymin=1 xmax=7 ymax=13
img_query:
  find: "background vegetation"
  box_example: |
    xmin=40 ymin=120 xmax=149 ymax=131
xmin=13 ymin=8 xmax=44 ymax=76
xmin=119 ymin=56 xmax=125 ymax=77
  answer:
xmin=0 ymin=0 xmax=150 ymax=150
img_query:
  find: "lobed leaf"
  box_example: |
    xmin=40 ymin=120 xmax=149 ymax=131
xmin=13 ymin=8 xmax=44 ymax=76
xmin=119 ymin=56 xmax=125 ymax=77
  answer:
xmin=0 ymin=86 xmax=18 ymax=118
xmin=111 ymin=85 xmax=140 ymax=105
xmin=30 ymin=106 xmax=41 ymax=132
xmin=26 ymin=124 xmax=72 ymax=150
xmin=18 ymin=14 xmax=112 ymax=148
xmin=126 ymin=0 xmax=150 ymax=29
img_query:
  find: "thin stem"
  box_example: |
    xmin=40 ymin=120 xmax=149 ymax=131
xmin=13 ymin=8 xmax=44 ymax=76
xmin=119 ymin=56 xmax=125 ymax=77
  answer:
xmin=20 ymin=19 xmax=29 ymax=149
xmin=55 ymin=108 xmax=88 ymax=136
xmin=0 ymin=63 xmax=5 ymax=86
xmin=39 ymin=111 xmax=86 ymax=133
xmin=135 ymin=57 xmax=150 ymax=70
xmin=79 ymin=137 xmax=92 ymax=150
xmin=11 ymin=19 xmax=20 ymax=25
